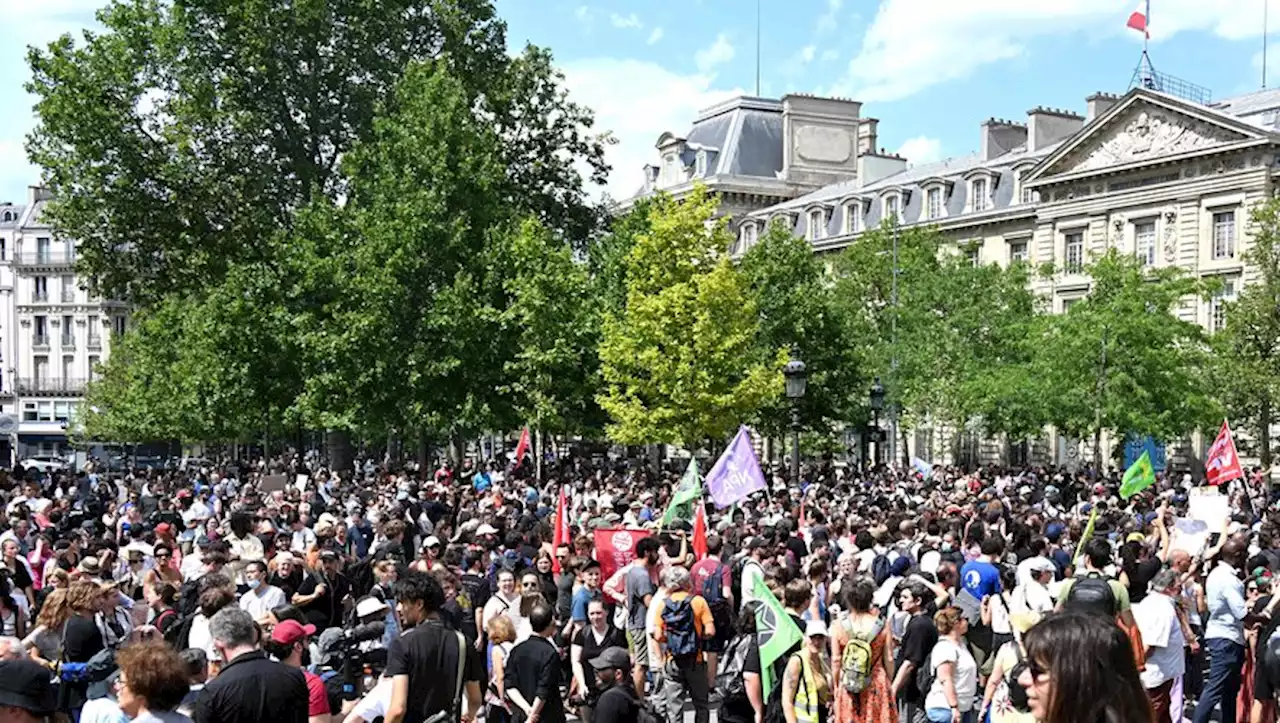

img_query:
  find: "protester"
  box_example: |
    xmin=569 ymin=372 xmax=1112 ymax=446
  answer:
xmin=116 ymin=642 xmax=195 ymax=723
xmin=505 ymin=602 xmax=565 ymax=723
xmin=384 ymin=572 xmax=483 ymax=723
xmin=192 ymin=606 xmax=309 ymax=723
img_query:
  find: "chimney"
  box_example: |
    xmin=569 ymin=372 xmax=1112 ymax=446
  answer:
xmin=1085 ymin=92 xmax=1121 ymax=122
xmin=856 ymin=150 xmax=907 ymax=188
xmin=27 ymin=186 xmax=53 ymax=205
xmin=858 ymin=118 xmax=879 ymax=155
xmin=981 ymin=118 xmax=1028 ymax=161
xmin=1026 ymin=106 xmax=1085 ymax=152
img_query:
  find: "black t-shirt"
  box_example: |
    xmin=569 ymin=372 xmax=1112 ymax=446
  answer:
xmin=1127 ymin=558 xmax=1163 ymax=604
xmin=573 ymin=624 xmax=625 ymax=683
xmin=555 ymin=573 xmax=575 ymax=621
xmin=897 ymin=613 xmax=939 ymax=703
xmin=269 ymin=569 xmax=303 ymax=600
xmin=385 ymin=620 xmax=483 ymax=723
xmin=594 ymin=683 xmax=640 ymax=723
xmin=785 ymin=536 xmax=809 ymax=568
xmin=441 ymin=599 xmax=464 ymax=632
xmin=721 ymin=642 xmax=761 ymax=723
xmin=63 ymin=613 xmax=104 ymax=662
xmin=296 ymin=571 xmax=351 ymax=630
xmin=7 ymin=561 xmax=32 ymax=590
xmin=458 ymin=573 xmax=489 ymax=640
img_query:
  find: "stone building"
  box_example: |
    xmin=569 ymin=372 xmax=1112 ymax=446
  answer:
xmin=624 ymin=84 xmax=1280 ymax=470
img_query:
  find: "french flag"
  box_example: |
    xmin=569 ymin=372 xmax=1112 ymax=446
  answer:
xmin=1127 ymin=1 xmax=1149 ymax=37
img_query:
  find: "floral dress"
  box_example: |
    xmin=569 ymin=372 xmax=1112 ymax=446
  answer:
xmin=834 ymin=614 xmax=895 ymax=723
xmin=987 ymin=642 xmax=1036 ymax=723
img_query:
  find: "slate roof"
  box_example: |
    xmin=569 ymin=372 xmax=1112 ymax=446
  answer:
xmin=0 ymin=205 xmax=24 ymax=228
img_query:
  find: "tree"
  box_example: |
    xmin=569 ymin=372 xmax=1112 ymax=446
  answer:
xmin=740 ymin=219 xmax=862 ymax=437
xmin=597 ymin=187 xmax=783 ymax=449
xmin=1034 ymin=249 xmax=1220 ymax=469
xmin=1209 ymin=198 xmax=1280 ymax=467
xmin=27 ymin=0 xmax=608 ymax=304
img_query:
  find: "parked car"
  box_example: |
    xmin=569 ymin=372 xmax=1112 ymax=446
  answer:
xmin=179 ymin=456 xmax=213 ymax=471
xmin=20 ymin=456 xmax=68 ymax=473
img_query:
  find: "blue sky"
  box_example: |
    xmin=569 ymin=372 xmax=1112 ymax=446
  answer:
xmin=3 ymin=0 xmax=1280 ymax=203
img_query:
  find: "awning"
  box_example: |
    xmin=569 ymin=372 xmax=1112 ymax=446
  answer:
xmin=17 ymin=433 xmax=67 ymax=443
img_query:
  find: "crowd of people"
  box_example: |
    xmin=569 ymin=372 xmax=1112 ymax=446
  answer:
xmin=0 ymin=451 xmax=1276 ymax=723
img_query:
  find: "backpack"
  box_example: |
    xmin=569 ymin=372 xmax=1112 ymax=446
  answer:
xmin=163 ymin=613 xmax=196 ymax=650
xmin=701 ymin=562 xmax=733 ymax=630
xmin=661 ymin=596 xmax=700 ymax=658
xmin=915 ymin=652 xmax=935 ymax=702
xmin=1063 ymin=572 xmax=1118 ymax=617
xmin=1006 ymin=643 xmax=1031 ymax=713
xmin=715 ymin=634 xmax=752 ymax=700
xmin=870 ymin=553 xmax=891 ymax=586
xmin=840 ymin=617 xmax=883 ymax=694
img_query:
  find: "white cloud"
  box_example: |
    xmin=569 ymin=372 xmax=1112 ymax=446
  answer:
xmin=695 ymin=33 xmax=736 ymax=74
xmin=610 ymin=12 xmax=642 ymax=30
xmin=817 ymin=0 xmax=844 ymax=34
xmin=560 ymin=58 xmax=744 ymax=201
xmin=821 ymin=48 xmax=839 ymax=62
xmin=897 ymin=136 xmax=944 ymax=165
xmin=799 ymin=45 xmax=817 ymax=64
xmin=647 ymin=27 xmax=665 ymax=45
xmin=833 ymin=0 xmax=1280 ymax=103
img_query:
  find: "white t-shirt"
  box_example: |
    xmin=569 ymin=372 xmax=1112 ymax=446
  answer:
xmin=1134 ymin=592 xmax=1186 ymax=689
xmin=740 ymin=559 xmax=765 ymax=606
xmin=239 ymin=585 xmax=287 ymax=621
xmin=926 ymin=638 xmax=979 ymax=712
xmin=352 ymin=678 xmax=393 ymax=721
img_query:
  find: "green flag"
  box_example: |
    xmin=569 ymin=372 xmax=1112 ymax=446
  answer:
xmin=661 ymin=458 xmax=702 ymax=526
xmin=1120 ymin=450 xmax=1157 ymax=500
xmin=1072 ymin=506 xmax=1098 ymax=563
xmin=752 ymin=575 xmax=803 ymax=700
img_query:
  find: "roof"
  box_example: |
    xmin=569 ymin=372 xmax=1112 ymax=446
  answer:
xmin=1211 ymin=87 xmax=1280 ymax=121
xmin=0 ymin=205 xmax=23 ymax=228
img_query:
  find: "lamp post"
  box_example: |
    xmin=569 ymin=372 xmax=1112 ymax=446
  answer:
xmin=784 ymin=355 xmax=807 ymax=485
xmin=869 ymin=377 xmax=885 ymax=467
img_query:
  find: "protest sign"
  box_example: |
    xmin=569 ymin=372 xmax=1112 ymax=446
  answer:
xmin=1189 ymin=486 xmax=1230 ymax=529
xmin=260 ymin=474 xmax=289 ymax=493
xmin=1170 ymin=518 xmax=1210 ymax=556
xmin=593 ymin=528 xmax=651 ymax=582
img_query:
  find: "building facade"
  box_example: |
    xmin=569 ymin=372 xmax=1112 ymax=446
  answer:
xmin=0 ymin=186 xmax=126 ymax=463
xmin=625 ymin=85 xmax=1280 ymax=470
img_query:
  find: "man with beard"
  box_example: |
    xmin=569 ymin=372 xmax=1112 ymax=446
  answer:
xmin=266 ymin=620 xmax=332 ymax=723
xmin=385 ymin=572 xmax=483 ymax=723
xmin=588 ymin=647 xmax=642 ymax=723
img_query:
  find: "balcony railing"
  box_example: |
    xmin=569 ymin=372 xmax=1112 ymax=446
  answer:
xmin=87 ymin=335 xmax=102 ymax=350
xmin=17 ymin=377 xmax=87 ymax=395
xmin=61 ymin=291 xmax=75 ymax=303
xmin=14 ymin=252 xmax=75 ymax=267
xmin=32 ymin=335 xmax=49 ymax=350
xmin=31 ymin=292 xmax=47 ymax=303
xmin=60 ymin=335 xmax=75 ymax=349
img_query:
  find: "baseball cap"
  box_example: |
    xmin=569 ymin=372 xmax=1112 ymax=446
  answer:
xmin=0 ymin=660 xmax=57 ymax=716
xmin=476 ymin=524 xmax=498 ymax=536
xmin=270 ymin=619 xmax=317 ymax=646
xmin=423 ymin=536 xmax=441 ymax=549
xmin=746 ymin=536 xmax=768 ymax=551
xmin=154 ymin=522 xmax=173 ymax=536
xmin=805 ymin=620 xmax=829 ymax=638
xmin=588 ymin=647 xmax=632 ymax=671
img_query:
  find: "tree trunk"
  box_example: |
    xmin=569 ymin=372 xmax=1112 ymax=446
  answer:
xmin=325 ymin=429 xmax=351 ymax=472
xmin=1092 ymin=426 xmax=1103 ymax=473
xmin=1262 ymin=395 xmax=1273 ymax=494
xmin=416 ymin=430 xmax=429 ymax=472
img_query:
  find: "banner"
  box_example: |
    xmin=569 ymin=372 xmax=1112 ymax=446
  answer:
xmin=513 ymin=427 xmax=531 ymax=469
xmin=661 ymin=458 xmax=702 ymax=527
xmin=551 ymin=485 xmax=570 ymax=573
xmin=1206 ymin=420 xmax=1244 ymax=487
xmin=593 ymin=528 xmax=651 ymax=583
xmin=706 ymin=426 xmax=768 ymax=509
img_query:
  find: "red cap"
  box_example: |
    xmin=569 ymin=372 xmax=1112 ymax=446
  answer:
xmin=154 ymin=523 xmax=173 ymax=536
xmin=270 ymin=619 xmax=316 ymax=646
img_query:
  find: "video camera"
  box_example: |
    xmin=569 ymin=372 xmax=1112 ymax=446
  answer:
xmin=317 ymin=621 xmax=386 ymax=705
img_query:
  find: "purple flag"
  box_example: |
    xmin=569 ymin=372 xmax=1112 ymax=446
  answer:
xmin=706 ymin=426 xmax=767 ymax=509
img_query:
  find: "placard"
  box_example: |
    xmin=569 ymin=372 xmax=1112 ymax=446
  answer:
xmin=593 ymin=527 xmax=651 ymax=583
xmin=1189 ymin=486 xmax=1230 ymax=529
xmin=259 ymin=474 xmax=288 ymax=493
xmin=1170 ymin=517 xmax=1210 ymax=556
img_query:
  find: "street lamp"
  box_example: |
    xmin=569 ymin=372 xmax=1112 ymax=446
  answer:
xmin=783 ymin=355 xmax=807 ymax=485
xmin=869 ymin=377 xmax=885 ymax=466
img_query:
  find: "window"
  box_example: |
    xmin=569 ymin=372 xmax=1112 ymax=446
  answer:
xmin=662 ymin=154 xmax=679 ymax=185
xmin=1063 ymin=298 xmax=1079 ymax=313
xmin=33 ymin=316 xmax=47 ymax=345
xmin=33 ymin=356 xmax=48 ymax=381
xmin=1135 ymin=221 xmax=1156 ymax=267
xmin=21 ymin=402 xmax=36 ymax=422
xmin=1212 ymin=210 xmax=1236 ymax=260
xmin=1064 ymin=231 xmax=1084 ymax=273
xmin=53 ymin=402 xmax=71 ymax=423
xmin=0 ymin=239 xmax=6 ymax=260
xmin=61 ymin=355 xmax=73 ymax=380
xmin=37 ymin=402 xmax=52 ymax=422
xmin=61 ymin=276 xmax=74 ymax=303
xmin=89 ymin=355 xmax=100 ymax=379
xmin=926 ymin=188 xmax=943 ymax=220
xmin=972 ymin=178 xmax=990 ymax=212
xmin=966 ymin=246 xmax=980 ymax=266
xmin=884 ymin=195 xmax=900 ymax=224
xmin=87 ymin=316 xmax=100 ymax=345
xmin=845 ymin=203 xmax=862 ymax=234
xmin=35 ymin=237 xmax=50 ymax=263
xmin=1021 ymin=182 xmax=1035 ymax=204
xmin=807 ymin=209 xmax=825 ymax=240
xmin=1211 ymin=277 xmax=1239 ymax=332
xmin=1009 ymin=240 xmax=1029 ymax=263
xmin=61 ymin=316 xmax=74 ymax=346
xmin=113 ymin=316 xmax=127 ymax=336
xmin=740 ymin=223 xmax=758 ymax=250
xmin=695 ymin=151 xmax=707 ymax=177
xmin=33 ymin=276 xmax=47 ymax=302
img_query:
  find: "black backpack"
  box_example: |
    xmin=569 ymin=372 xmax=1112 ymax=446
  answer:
xmin=870 ymin=554 xmax=891 ymax=586
xmin=1063 ymin=572 xmax=1118 ymax=617
xmin=1006 ymin=643 xmax=1032 ymax=713
xmin=715 ymin=634 xmax=752 ymax=700
xmin=701 ymin=562 xmax=733 ymax=628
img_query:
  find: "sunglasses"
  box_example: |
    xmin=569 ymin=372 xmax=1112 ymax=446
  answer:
xmin=1027 ymin=660 xmax=1050 ymax=680
xmin=522 ymin=582 xmax=540 ymax=588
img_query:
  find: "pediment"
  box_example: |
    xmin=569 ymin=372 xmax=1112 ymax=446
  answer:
xmin=1029 ymin=91 xmax=1270 ymax=183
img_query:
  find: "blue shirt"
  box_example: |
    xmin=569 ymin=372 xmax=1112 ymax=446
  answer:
xmin=960 ymin=559 xmax=1002 ymax=599
xmin=571 ymin=586 xmax=601 ymax=623
xmin=1205 ymin=561 xmax=1246 ymax=645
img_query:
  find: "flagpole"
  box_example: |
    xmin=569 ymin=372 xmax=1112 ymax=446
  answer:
xmin=1144 ymin=0 xmax=1150 ymax=53
xmin=755 ymin=0 xmax=762 ymax=96
xmin=1266 ymin=0 xmax=1271 ymax=88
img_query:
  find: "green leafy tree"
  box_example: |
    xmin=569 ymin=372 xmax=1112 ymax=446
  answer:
xmin=740 ymin=219 xmax=862 ymax=437
xmin=1034 ymin=249 xmax=1220 ymax=469
xmin=598 ymin=187 xmax=784 ymax=449
xmin=1209 ymin=198 xmax=1280 ymax=467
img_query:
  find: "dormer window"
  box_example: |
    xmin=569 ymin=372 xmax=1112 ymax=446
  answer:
xmin=972 ymin=178 xmax=990 ymax=212
xmin=926 ymin=188 xmax=944 ymax=220
xmin=739 ymin=222 xmax=758 ymax=251
xmin=662 ymin=153 xmax=679 ymax=186
xmin=1014 ymin=168 xmax=1037 ymax=205
xmin=844 ymin=201 xmax=863 ymax=234
xmin=807 ymin=208 xmax=827 ymax=241
xmin=695 ymin=151 xmax=708 ymax=178
xmin=883 ymin=194 xmax=901 ymax=224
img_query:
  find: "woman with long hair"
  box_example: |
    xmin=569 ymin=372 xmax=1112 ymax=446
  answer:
xmin=534 ymin=550 xmax=558 ymax=606
xmin=0 ymin=575 xmax=28 ymax=639
xmin=0 ymin=539 xmax=34 ymax=609
xmin=22 ymin=587 xmax=68 ymax=665
xmin=486 ymin=614 xmax=517 ymax=723
xmin=143 ymin=542 xmax=182 ymax=589
xmin=832 ymin=578 xmax=894 ymax=723
xmin=1018 ymin=610 xmax=1154 ymax=723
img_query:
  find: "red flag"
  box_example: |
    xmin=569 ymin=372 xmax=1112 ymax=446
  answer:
xmin=1126 ymin=1 xmax=1148 ymax=36
xmin=798 ymin=498 xmax=807 ymax=542
xmin=513 ymin=427 xmax=531 ymax=468
xmin=1206 ymin=420 xmax=1245 ymax=487
xmin=692 ymin=500 xmax=708 ymax=561
xmin=551 ymin=485 xmax=570 ymax=573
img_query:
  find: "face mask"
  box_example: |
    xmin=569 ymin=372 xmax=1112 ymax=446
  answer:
xmin=941 ymin=542 xmax=953 ymax=552
xmin=247 ymin=579 xmax=261 ymax=590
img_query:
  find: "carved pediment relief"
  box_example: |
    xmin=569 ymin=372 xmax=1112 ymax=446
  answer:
xmin=1061 ymin=108 xmax=1246 ymax=175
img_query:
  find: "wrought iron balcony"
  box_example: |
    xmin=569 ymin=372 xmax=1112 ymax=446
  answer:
xmin=87 ymin=335 xmax=102 ymax=350
xmin=32 ymin=335 xmax=49 ymax=350
xmin=14 ymin=252 xmax=75 ymax=267
xmin=31 ymin=292 xmax=47 ymax=303
xmin=60 ymin=335 xmax=75 ymax=349
xmin=17 ymin=377 xmax=87 ymax=395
